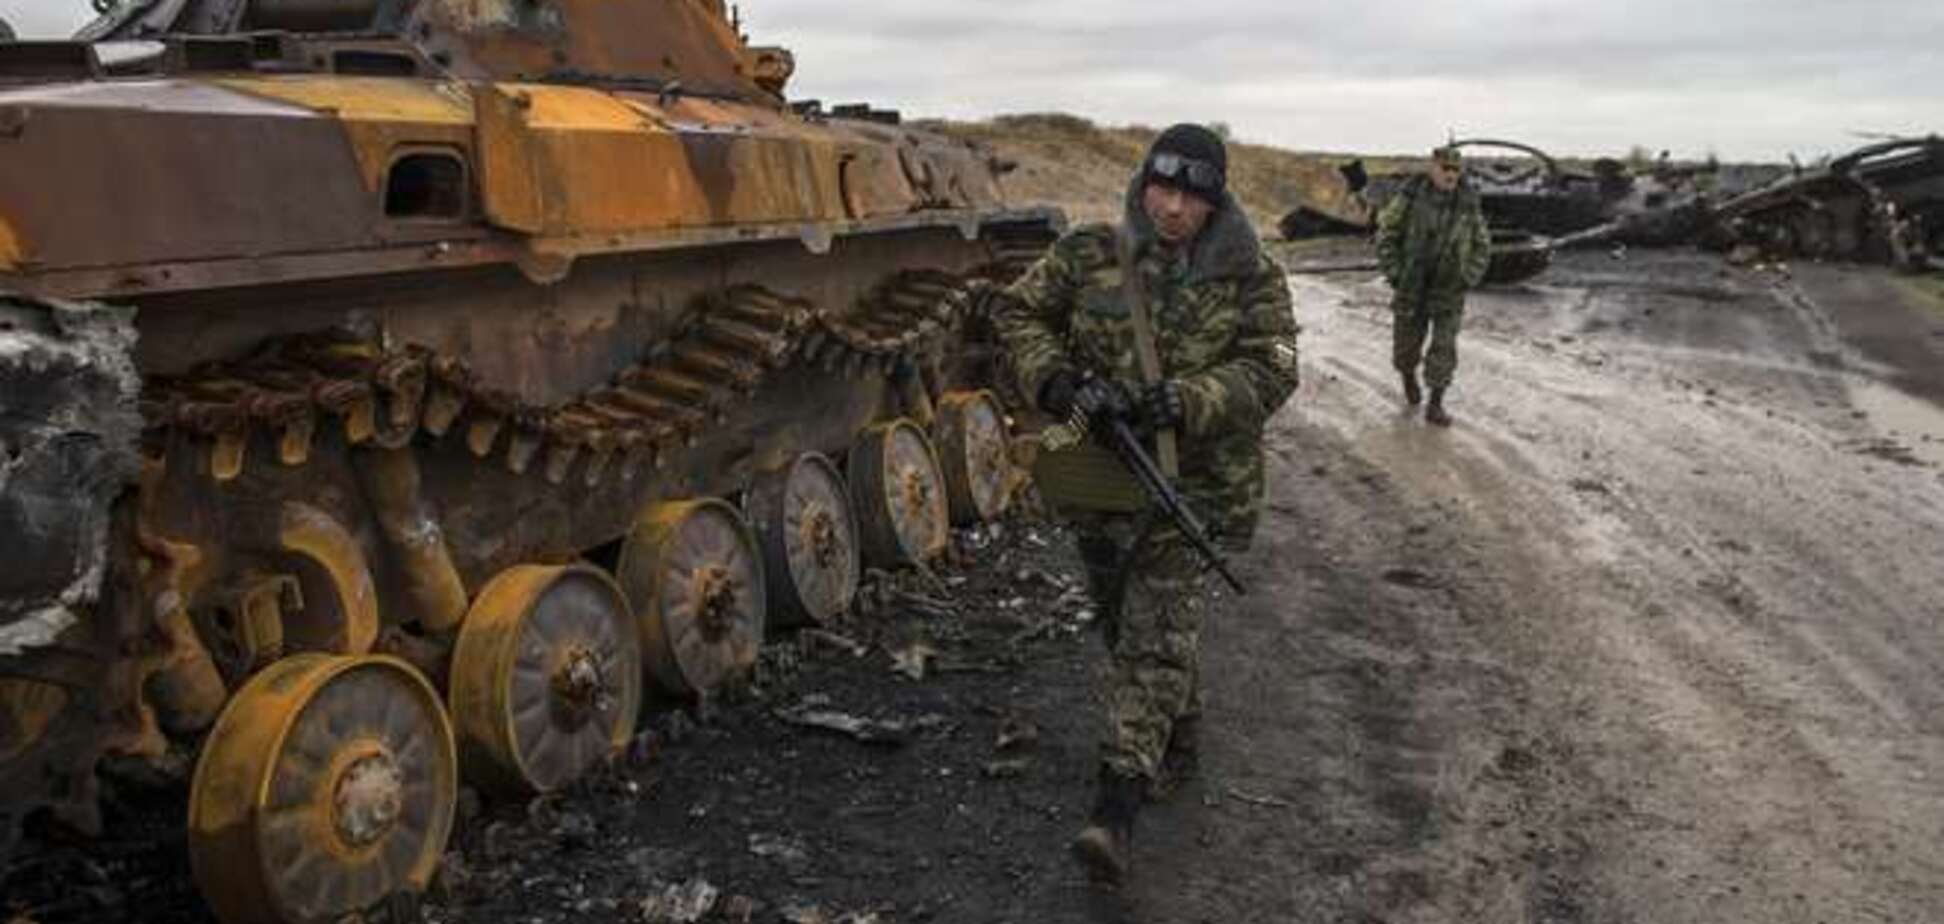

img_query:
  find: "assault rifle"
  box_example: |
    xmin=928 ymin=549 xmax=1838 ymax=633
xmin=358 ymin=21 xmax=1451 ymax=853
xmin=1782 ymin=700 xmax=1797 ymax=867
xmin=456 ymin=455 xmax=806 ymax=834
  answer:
xmin=1103 ymin=418 xmax=1248 ymax=595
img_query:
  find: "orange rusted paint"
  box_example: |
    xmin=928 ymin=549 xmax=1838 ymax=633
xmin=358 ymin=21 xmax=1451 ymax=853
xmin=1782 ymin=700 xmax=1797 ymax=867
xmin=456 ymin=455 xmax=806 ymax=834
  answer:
xmin=0 ymin=213 xmax=20 ymax=271
xmin=936 ymin=390 xmax=1013 ymax=526
xmin=474 ymin=83 xmax=545 ymax=232
xmin=277 ymin=502 xmax=380 ymax=656
xmin=476 ymin=82 xmax=849 ymax=235
xmin=216 ymin=76 xmax=475 ymax=193
xmin=849 ymin=419 xmax=950 ymax=566
xmin=0 ymin=679 xmax=67 ymax=764
xmin=616 ymin=499 xmax=766 ymax=697
xmin=0 ymin=8 xmax=1065 ymax=917
xmin=448 ymin=563 xmax=641 ymax=794
xmin=0 ymin=0 xmax=1025 ymax=294
xmin=188 ymin=654 xmax=456 ymax=924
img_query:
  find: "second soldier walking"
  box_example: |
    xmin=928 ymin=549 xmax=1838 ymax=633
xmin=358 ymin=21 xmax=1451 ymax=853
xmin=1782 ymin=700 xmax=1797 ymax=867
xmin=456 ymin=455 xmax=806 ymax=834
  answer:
xmin=1376 ymin=144 xmax=1492 ymax=425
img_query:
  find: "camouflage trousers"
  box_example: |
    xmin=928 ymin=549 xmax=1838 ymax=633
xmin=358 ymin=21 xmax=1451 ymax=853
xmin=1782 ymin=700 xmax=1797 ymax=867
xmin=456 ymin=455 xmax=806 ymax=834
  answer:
xmin=1074 ymin=514 xmax=1207 ymax=781
xmin=1392 ymin=302 xmax=1465 ymax=390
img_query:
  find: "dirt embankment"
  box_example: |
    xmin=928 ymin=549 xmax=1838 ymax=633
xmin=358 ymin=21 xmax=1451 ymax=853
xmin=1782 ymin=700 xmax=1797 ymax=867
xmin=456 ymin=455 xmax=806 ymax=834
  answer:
xmin=924 ymin=113 xmax=1362 ymax=231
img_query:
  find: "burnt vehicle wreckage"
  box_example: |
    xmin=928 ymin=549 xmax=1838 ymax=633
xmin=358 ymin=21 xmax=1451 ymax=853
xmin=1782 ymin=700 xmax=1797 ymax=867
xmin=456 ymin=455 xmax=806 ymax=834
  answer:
xmin=0 ymin=1 xmax=1065 ymax=921
xmin=1276 ymin=138 xmax=1637 ymax=285
xmin=1281 ymin=135 xmax=1942 ymax=280
xmin=1701 ymin=136 xmax=1944 ymax=271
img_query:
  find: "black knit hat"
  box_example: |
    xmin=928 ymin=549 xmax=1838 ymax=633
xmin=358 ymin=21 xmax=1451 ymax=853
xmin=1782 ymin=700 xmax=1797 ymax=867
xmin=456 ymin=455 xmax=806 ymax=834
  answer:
xmin=1144 ymin=123 xmax=1228 ymax=203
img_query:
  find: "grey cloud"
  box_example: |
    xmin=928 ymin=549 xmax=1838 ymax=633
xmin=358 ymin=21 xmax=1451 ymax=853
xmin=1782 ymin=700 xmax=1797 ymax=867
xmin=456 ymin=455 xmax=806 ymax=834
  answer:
xmin=0 ymin=2 xmax=89 ymax=37
xmin=754 ymin=0 xmax=1941 ymax=160
xmin=1 ymin=1 xmax=1933 ymax=160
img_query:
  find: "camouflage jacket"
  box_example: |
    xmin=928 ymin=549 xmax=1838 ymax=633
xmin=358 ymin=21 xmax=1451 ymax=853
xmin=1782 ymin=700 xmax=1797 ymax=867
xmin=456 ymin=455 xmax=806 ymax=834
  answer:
xmin=992 ymin=183 xmax=1300 ymax=547
xmin=1375 ymin=175 xmax=1492 ymax=312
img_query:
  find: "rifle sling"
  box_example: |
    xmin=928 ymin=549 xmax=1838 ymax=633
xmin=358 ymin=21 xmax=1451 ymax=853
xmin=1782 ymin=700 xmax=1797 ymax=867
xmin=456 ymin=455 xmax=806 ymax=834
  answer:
xmin=1116 ymin=227 xmax=1180 ymax=478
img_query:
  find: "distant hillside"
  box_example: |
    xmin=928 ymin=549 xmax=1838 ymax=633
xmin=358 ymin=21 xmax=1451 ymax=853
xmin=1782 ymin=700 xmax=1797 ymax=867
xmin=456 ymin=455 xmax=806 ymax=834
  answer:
xmin=926 ymin=114 xmax=1767 ymax=244
xmin=923 ymin=113 xmax=1398 ymax=233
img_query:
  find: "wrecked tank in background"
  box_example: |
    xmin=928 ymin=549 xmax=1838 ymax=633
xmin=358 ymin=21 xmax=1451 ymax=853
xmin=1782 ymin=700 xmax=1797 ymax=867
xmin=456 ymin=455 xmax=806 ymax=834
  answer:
xmin=1278 ymin=137 xmax=1808 ymax=283
xmin=0 ymin=1 xmax=1059 ymax=921
xmin=1480 ymin=230 xmax=1554 ymax=285
xmin=1277 ymin=160 xmax=1378 ymax=240
xmin=1416 ymin=139 xmax=1628 ymax=236
xmin=1366 ymin=138 xmax=1762 ymax=247
xmin=1277 ymin=141 xmax=1617 ymax=285
xmin=1707 ymin=136 xmax=1943 ymax=270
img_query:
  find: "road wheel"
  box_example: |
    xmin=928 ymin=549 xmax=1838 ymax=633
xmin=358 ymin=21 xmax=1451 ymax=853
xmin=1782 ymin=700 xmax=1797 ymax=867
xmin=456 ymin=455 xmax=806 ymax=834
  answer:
xmin=617 ymin=499 xmax=766 ymax=697
xmin=188 ymin=654 xmax=456 ymax=924
xmin=848 ymin=419 xmax=949 ymax=566
xmin=750 ymin=453 xmax=860 ymax=628
xmin=448 ymin=564 xmax=641 ymax=794
xmin=935 ymin=390 xmax=1012 ymax=525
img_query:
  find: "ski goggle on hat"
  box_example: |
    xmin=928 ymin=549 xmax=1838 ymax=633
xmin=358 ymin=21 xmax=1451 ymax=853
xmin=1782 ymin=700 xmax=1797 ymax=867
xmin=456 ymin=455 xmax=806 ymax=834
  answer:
xmin=1147 ymin=151 xmax=1224 ymax=196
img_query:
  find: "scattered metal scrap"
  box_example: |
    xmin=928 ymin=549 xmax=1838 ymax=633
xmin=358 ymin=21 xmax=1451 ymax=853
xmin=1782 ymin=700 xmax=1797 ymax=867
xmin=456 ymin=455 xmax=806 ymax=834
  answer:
xmin=1223 ymin=787 xmax=1295 ymax=810
xmin=638 ymin=879 xmax=721 ymax=924
xmin=886 ymin=640 xmax=937 ymax=680
xmin=774 ymin=694 xmax=946 ymax=746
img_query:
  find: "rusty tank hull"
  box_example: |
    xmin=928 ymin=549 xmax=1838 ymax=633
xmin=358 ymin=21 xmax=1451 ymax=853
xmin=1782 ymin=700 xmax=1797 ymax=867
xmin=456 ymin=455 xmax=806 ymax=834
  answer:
xmin=0 ymin=2 xmax=1060 ymax=919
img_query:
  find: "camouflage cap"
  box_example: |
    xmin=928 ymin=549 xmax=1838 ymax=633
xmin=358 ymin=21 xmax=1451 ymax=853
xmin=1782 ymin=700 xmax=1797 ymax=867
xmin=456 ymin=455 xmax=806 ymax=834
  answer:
xmin=1431 ymin=145 xmax=1464 ymax=166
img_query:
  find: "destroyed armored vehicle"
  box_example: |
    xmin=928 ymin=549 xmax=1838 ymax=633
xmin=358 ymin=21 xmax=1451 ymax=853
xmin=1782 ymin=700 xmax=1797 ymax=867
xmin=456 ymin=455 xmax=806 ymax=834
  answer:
xmin=0 ymin=2 xmax=1059 ymax=921
xmin=1275 ymin=142 xmax=1595 ymax=285
xmin=1709 ymin=136 xmax=1943 ymax=269
xmin=1277 ymin=138 xmax=1783 ymax=283
xmin=1419 ymin=139 xmax=1627 ymax=236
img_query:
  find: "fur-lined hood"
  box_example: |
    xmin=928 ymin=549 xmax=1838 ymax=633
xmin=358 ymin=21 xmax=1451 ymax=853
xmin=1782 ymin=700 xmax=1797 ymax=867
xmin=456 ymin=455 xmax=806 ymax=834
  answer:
xmin=1120 ymin=172 xmax=1265 ymax=284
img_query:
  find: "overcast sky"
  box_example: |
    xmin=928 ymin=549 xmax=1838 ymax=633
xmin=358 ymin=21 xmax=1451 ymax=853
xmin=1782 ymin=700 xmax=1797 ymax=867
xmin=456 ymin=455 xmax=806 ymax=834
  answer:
xmin=5 ymin=1 xmax=1936 ymax=161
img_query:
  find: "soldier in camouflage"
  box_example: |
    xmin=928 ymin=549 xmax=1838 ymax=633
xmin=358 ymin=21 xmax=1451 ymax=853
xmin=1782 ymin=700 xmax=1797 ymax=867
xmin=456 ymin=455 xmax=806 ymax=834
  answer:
xmin=991 ymin=123 xmax=1300 ymax=885
xmin=1376 ymin=144 xmax=1492 ymax=426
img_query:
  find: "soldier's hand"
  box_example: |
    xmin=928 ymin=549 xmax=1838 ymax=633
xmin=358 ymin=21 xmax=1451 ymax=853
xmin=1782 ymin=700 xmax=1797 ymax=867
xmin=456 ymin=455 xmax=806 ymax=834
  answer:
xmin=1038 ymin=368 xmax=1082 ymax=416
xmin=1138 ymin=379 xmax=1188 ymax=433
xmin=1071 ymin=374 xmax=1135 ymax=426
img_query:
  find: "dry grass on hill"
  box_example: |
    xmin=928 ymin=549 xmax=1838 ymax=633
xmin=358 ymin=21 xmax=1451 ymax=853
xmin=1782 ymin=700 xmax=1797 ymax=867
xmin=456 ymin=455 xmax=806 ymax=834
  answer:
xmin=923 ymin=113 xmax=1417 ymax=232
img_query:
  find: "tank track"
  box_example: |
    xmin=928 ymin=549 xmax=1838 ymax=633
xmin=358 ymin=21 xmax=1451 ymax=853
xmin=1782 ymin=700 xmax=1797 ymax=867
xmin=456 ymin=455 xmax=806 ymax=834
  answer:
xmin=0 ymin=221 xmax=1058 ymax=870
xmin=142 ymin=268 xmax=1022 ymax=489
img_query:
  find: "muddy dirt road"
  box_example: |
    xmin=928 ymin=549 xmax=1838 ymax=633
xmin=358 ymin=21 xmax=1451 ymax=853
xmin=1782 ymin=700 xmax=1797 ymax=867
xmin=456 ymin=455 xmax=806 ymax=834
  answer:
xmin=13 ymin=252 xmax=1944 ymax=924
xmin=1174 ymin=249 xmax=1944 ymax=923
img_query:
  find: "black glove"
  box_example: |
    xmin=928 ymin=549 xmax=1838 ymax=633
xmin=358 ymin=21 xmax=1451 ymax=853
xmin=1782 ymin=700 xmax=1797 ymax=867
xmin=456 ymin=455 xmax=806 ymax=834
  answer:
xmin=1038 ymin=367 xmax=1081 ymax=416
xmin=1073 ymin=375 xmax=1133 ymax=424
xmin=1039 ymin=368 xmax=1132 ymax=425
xmin=1139 ymin=379 xmax=1188 ymax=433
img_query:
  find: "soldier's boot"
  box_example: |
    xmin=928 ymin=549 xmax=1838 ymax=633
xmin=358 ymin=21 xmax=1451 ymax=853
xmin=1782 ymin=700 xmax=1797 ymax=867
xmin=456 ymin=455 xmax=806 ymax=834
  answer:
xmin=1401 ymin=370 xmax=1422 ymax=407
xmin=1147 ymin=717 xmax=1200 ymax=802
xmin=1426 ymin=388 xmax=1452 ymax=427
xmin=1071 ymin=765 xmax=1144 ymax=885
